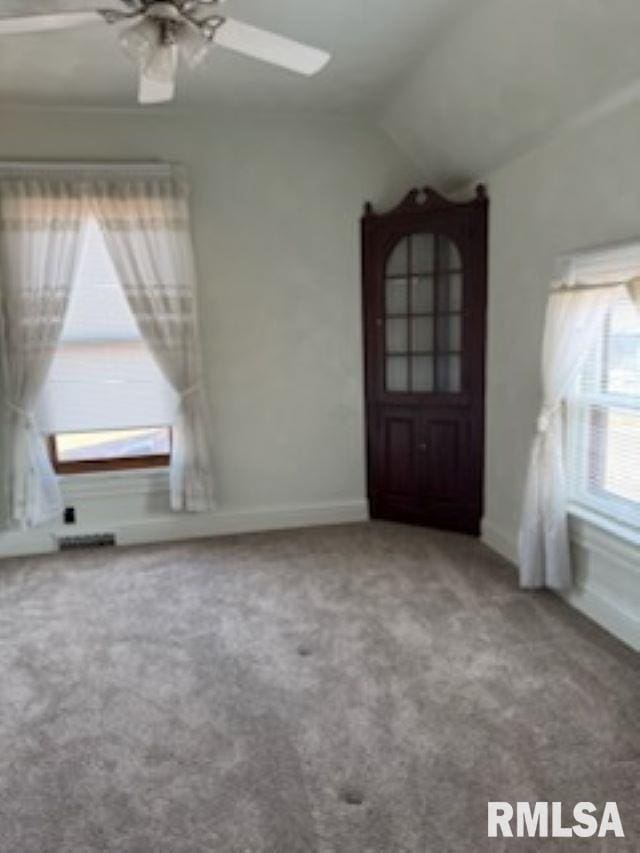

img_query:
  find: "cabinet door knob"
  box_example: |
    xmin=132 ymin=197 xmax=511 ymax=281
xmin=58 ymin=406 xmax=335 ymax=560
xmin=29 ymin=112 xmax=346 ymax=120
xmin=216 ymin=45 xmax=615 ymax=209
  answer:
xmin=418 ymin=442 xmax=427 ymax=452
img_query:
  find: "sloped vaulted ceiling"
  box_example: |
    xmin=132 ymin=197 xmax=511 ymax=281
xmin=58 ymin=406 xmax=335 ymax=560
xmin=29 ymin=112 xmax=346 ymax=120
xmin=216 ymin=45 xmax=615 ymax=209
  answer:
xmin=3 ymin=1 xmax=640 ymax=187
xmin=381 ymin=0 xmax=640 ymax=189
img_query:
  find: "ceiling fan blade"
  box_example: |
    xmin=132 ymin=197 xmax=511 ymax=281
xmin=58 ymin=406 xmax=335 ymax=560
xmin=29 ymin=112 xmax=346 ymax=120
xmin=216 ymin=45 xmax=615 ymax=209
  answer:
xmin=0 ymin=11 xmax=101 ymax=35
xmin=213 ymin=18 xmax=330 ymax=76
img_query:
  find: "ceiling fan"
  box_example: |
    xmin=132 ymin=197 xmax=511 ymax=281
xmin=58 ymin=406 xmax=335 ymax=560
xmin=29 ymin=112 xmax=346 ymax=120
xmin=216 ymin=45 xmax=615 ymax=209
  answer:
xmin=0 ymin=1 xmax=331 ymax=104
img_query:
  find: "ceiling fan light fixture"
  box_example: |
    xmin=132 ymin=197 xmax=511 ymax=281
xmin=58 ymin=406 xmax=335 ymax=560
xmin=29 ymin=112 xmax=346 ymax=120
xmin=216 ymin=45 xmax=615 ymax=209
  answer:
xmin=199 ymin=15 xmax=225 ymax=40
xmin=119 ymin=16 xmax=159 ymax=65
xmin=141 ymin=41 xmax=178 ymax=83
xmin=0 ymin=0 xmax=331 ymax=108
xmin=178 ymin=25 xmax=210 ymax=69
xmin=138 ymin=71 xmax=175 ymax=104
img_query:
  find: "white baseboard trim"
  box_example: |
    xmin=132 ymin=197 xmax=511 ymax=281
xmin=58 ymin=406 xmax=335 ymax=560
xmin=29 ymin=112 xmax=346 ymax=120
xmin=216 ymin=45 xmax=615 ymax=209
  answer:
xmin=561 ymin=584 xmax=640 ymax=653
xmin=0 ymin=499 xmax=369 ymax=560
xmin=481 ymin=516 xmax=640 ymax=652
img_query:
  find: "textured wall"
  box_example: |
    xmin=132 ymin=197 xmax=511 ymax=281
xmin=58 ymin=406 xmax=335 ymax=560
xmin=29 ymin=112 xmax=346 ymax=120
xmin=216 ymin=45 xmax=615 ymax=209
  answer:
xmin=382 ymin=0 xmax=640 ymax=188
xmin=0 ymin=107 xmax=418 ymax=527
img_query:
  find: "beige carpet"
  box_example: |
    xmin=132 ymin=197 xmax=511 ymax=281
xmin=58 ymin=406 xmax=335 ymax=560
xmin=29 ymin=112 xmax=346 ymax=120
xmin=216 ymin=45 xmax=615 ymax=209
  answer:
xmin=0 ymin=522 xmax=638 ymax=852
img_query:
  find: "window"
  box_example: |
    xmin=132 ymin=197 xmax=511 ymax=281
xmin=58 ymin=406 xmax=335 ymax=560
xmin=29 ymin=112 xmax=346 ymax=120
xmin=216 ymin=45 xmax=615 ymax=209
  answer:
xmin=567 ymin=290 xmax=640 ymax=528
xmin=37 ymin=217 xmax=177 ymax=474
xmin=48 ymin=428 xmax=171 ymax=474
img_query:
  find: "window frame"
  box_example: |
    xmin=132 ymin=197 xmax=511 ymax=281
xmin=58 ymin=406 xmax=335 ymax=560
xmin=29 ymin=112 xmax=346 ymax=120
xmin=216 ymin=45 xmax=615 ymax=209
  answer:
xmin=566 ymin=299 xmax=640 ymax=530
xmin=48 ymin=428 xmax=172 ymax=476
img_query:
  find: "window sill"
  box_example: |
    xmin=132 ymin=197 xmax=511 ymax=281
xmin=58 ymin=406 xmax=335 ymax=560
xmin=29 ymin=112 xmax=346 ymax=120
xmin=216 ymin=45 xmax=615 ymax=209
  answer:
xmin=568 ymin=503 xmax=640 ymax=561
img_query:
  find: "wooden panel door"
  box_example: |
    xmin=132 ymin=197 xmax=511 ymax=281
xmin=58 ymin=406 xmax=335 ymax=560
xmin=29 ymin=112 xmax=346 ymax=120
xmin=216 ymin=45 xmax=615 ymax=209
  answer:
xmin=370 ymin=407 xmax=423 ymax=515
xmin=362 ymin=186 xmax=488 ymax=535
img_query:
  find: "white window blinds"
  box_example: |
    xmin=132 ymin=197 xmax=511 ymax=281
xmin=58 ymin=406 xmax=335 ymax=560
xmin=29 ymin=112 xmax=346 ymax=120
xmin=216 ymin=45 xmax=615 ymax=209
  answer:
xmin=37 ymin=217 xmax=177 ymax=433
xmin=567 ymin=289 xmax=640 ymax=528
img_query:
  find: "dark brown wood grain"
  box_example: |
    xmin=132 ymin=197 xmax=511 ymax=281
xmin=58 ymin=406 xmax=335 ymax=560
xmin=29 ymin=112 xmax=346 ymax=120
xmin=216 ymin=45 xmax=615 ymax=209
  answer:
xmin=361 ymin=185 xmax=488 ymax=535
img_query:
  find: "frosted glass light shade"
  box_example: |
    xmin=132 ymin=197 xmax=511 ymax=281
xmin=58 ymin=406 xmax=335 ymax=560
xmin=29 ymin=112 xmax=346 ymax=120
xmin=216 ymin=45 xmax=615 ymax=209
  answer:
xmin=142 ymin=42 xmax=178 ymax=83
xmin=179 ymin=23 xmax=211 ymax=68
xmin=119 ymin=17 xmax=159 ymax=65
xmin=138 ymin=72 xmax=176 ymax=104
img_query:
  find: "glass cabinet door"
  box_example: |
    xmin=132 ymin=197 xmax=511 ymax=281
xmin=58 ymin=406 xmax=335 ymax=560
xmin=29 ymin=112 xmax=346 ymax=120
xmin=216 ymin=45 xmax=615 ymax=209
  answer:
xmin=384 ymin=233 xmax=463 ymax=394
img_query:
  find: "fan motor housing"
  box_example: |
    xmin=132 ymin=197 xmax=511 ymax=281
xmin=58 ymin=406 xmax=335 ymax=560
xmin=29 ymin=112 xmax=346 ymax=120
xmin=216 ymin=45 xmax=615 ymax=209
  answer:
xmin=145 ymin=2 xmax=184 ymax=21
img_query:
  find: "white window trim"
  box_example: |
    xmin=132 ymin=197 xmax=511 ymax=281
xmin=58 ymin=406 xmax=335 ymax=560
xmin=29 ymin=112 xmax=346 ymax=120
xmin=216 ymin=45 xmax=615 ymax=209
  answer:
xmin=565 ymin=292 xmax=639 ymax=539
xmin=568 ymin=502 xmax=640 ymax=550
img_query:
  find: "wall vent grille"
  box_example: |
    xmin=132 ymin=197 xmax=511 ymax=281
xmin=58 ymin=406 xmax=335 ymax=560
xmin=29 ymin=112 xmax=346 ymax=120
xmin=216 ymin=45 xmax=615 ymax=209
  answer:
xmin=58 ymin=533 xmax=116 ymax=551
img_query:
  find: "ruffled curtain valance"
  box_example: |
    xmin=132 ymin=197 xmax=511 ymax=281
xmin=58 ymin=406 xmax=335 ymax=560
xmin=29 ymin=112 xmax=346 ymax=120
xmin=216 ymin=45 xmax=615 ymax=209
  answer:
xmin=518 ymin=239 xmax=640 ymax=589
xmin=553 ymin=238 xmax=640 ymax=290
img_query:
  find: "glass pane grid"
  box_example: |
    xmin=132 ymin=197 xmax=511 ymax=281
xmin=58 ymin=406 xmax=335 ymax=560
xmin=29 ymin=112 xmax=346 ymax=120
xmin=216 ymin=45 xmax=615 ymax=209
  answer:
xmin=385 ymin=278 xmax=408 ymax=315
xmin=411 ymin=355 xmax=434 ymax=392
xmin=411 ymin=233 xmax=435 ymax=275
xmin=411 ymin=316 xmax=434 ymax=352
xmin=385 ymin=238 xmax=408 ymax=276
xmin=435 ymin=355 xmax=462 ymax=394
xmin=385 ymin=317 xmax=408 ymax=353
xmin=385 ymin=312 xmax=436 ymax=318
xmin=385 ymin=351 xmax=436 ymax=356
xmin=385 ymin=356 xmax=409 ymax=393
xmin=383 ymin=232 xmax=464 ymax=395
xmin=386 ymin=268 xmax=462 ymax=278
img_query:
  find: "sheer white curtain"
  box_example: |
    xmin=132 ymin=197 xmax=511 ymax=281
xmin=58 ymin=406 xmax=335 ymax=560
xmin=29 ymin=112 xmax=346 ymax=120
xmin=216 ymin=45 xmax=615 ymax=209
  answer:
xmin=518 ymin=288 xmax=614 ymax=588
xmin=628 ymin=278 xmax=640 ymax=313
xmin=90 ymin=173 xmax=215 ymax=511
xmin=518 ymin=238 xmax=640 ymax=588
xmin=0 ymin=178 xmax=84 ymax=527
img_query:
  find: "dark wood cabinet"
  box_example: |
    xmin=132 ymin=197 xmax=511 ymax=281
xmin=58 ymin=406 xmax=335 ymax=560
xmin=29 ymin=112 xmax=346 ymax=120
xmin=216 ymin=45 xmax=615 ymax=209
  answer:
xmin=361 ymin=185 xmax=488 ymax=535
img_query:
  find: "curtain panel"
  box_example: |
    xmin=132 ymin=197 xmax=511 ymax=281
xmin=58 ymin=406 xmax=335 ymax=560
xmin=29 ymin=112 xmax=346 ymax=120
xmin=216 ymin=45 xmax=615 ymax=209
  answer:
xmin=0 ymin=178 xmax=85 ymax=527
xmin=89 ymin=175 xmax=215 ymax=511
xmin=0 ymin=165 xmax=215 ymax=529
xmin=518 ymin=239 xmax=640 ymax=589
xmin=628 ymin=278 xmax=640 ymax=314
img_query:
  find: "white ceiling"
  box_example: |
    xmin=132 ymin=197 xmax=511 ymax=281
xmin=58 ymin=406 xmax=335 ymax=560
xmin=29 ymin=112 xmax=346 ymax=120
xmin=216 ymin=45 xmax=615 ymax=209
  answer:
xmin=383 ymin=0 xmax=640 ymax=187
xmin=0 ymin=0 xmax=467 ymax=111
xmin=4 ymin=0 xmax=640 ymax=188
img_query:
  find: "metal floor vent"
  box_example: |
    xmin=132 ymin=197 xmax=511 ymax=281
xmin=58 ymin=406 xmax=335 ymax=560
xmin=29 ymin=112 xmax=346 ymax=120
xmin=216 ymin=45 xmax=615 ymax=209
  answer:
xmin=58 ymin=533 xmax=116 ymax=551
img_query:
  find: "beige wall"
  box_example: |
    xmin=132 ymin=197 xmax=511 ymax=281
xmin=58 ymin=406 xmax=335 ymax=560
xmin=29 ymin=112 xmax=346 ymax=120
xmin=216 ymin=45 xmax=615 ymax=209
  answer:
xmin=0 ymin=106 xmax=417 ymax=535
xmin=481 ymin=98 xmax=640 ymax=649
